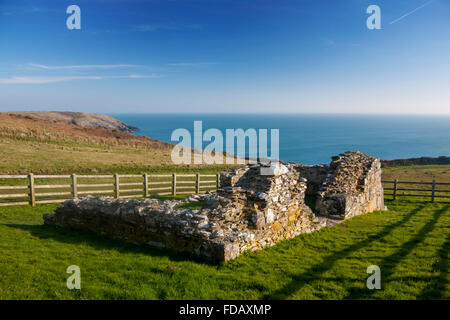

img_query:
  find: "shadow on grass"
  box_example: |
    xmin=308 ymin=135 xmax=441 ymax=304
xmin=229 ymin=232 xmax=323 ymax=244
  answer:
xmin=4 ymin=222 xmax=219 ymax=266
xmin=343 ymin=205 xmax=448 ymax=299
xmin=263 ymin=205 xmax=425 ymax=299
xmin=417 ymin=226 xmax=450 ymax=299
xmin=385 ymin=197 xmax=450 ymax=204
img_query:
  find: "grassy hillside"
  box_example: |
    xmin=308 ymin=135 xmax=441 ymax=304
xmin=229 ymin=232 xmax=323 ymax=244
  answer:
xmin=4 ymin=111 xmax=138 ymax=132
xmin=0 ymin=113 xmax=235 ymax=174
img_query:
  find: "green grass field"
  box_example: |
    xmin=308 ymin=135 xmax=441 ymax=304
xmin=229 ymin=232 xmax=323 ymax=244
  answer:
xmin=0 ymin=135 xmax=236 ymax=175
xmin=0 ymin=198 xmax=448 ymax=300
xmin=382 ymin=165 xmax=450 ymax=182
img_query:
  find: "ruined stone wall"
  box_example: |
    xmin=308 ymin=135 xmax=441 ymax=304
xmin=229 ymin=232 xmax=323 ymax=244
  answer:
xmin=314 ymin=151 xmax=385 ymax=219
xmin=44 ymin=163 xmax=324 ymax=262
xmin=214 ymin=164 xmax=324 ymax=253
xmin=43 ymin=151 xmax=384 ymax=262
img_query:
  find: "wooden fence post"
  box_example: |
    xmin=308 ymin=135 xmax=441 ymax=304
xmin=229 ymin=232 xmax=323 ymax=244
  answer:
xmin=28 ymin=173 xmax=35 ymax=207
xmin=216 ymin=173 xmax=220 ymax=190
xmin=144 ymin=173 xmax=149 ymax=198
xmin=114 ymin=174 xmax=120 ymax=199
xmin=431 ymin=179 xmax=436 ymax=203
xmin=393 ymin=179 xmax=398 ymax=201
xmin=172 ymin=173 xmax=177 ymax=196
xmin=195 ymin=173 xmax=200 ymax=194
xmin=71 ymin=173 xmax=78 ymax=198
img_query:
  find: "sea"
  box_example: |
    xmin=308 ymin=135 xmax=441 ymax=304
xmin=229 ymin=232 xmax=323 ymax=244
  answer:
xmin=112 ymin=114 xmax=450 ymax=165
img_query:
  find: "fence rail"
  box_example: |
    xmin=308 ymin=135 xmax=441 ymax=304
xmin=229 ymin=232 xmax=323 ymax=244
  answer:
xmin=2 ymin=175 xmax=447 ymax=207
xmin=0 ymin=173 xmax=221 ymax=207
xmin=382 ymin=179 xmax=450 ymax=202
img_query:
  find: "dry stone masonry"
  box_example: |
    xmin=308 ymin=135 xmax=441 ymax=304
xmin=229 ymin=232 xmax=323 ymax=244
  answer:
xmin=314 ymin=152 xmax=385 ymax=219
xmin=43 ymin=151 xmax=385 ymax=262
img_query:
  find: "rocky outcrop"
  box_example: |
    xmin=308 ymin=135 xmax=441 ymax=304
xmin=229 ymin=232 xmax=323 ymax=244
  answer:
xmin=6 ymin=111 xmax=138 ymax=133
xmin=43 ymin=151 xmax=385 ymax=262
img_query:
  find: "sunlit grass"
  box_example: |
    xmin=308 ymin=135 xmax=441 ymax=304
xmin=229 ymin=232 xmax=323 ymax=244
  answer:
xmin=0 ymin=199 xmax=448 ymax=299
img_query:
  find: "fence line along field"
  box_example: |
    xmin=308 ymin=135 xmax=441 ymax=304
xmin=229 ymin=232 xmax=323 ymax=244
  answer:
xmin=1 ymin=172 xmax=450 ymax=207
xmin=381 ymin=165 xmax=450 ymax=202
xmin=0 ymin=173 xmax=220 ymax=207
xmin=382 ymin=180 xmax=450 ymax=202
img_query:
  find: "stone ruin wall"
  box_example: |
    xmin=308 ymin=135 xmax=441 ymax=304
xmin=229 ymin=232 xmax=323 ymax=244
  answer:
xmin=43 ymin=151 xmax=385 ymax=262
xmin=315 ymin=152 xmax=385 ymax=219
xmin=44 ymin=163 xmax=324 ymax=262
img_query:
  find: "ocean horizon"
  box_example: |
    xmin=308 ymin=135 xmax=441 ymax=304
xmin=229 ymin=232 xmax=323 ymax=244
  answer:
xmin=112 ymin=113 xmax=450 ymax=165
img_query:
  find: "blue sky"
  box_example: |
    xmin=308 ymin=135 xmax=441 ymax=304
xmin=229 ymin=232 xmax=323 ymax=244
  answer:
xmin=0 ymin=0 xmax=449 ymax=114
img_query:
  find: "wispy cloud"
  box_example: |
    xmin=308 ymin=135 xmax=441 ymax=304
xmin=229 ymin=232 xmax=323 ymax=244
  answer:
xmin=28 ymin=63 xmax=141 ymax=70
xmin=0 ymin=5 xmax=47 ymax=16
xmin=167 ymin=62 xmax=218 ymax=67
xmin=0 ymin=74 xmax=159 ymax=84
xmin=132 ymin=24 xmax=177 ymax=32
xmin=131 ymin=23 xmax=201 ymax=32
xmin=390 ymin=0 xmax=434 ymax=25
xmin=321 ymin=38 xmax=336 ymax=47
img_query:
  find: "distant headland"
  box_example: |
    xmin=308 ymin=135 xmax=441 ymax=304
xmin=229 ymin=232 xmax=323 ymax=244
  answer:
xmin=3 ymin=111 xmax=139 ymax=133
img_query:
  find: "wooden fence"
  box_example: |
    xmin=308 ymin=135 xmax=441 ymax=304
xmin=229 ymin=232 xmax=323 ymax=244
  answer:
xmin=2 ymin=175 xmax=449 ymax=207
xmin=382 ymin=180 xmax=450 ymax=202
xmin=0 ymin=173 xmax=220 ymax=207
